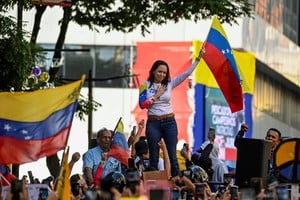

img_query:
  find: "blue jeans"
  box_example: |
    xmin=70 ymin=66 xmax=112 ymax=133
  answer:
xmin=146 ymin=117 xmax=179 ymax=176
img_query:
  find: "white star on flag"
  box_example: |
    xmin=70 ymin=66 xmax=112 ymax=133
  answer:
xmin=4 ymin=124 xmax=11 ymax=131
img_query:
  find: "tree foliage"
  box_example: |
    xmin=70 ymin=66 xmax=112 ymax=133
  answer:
xmin=0 ymin=14 xmax=43 ymax=91
xmin=0 ymin=0 xmax=253 ymax=87
xmin=72 ymin=0 xmax=253 ymax=34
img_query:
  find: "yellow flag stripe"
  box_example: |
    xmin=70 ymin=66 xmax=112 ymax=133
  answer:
xmin=211 ymin=16 xmax=228 ymax=40
xmin=193 ymin=40 xmax=256 ymax=95
xmin=0 ymin=75 xmax=85 ymax=122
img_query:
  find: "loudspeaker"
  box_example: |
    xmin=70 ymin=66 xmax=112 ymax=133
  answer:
xmin=235 ymin=138 xmax=272 ymax=188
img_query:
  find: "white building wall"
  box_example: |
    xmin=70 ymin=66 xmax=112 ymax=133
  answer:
xmin=252 ymin=109 xmax=299 ymax=139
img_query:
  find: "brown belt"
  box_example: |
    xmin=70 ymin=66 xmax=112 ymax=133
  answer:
xmin=148 ymin=113 xmax=175 ymax=120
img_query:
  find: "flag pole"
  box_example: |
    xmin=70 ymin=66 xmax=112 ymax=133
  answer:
xmin=0 ymin=173 xmax=10 ymax=185
xmin=54 ymin=146 xmax=69 ymax=190
xmin=195 ymin=41 xmax=206 ymax=62
xmin=113 ymin=117 xmax=122 ymax=134
xmin=107 ymin=117 xmax=122 ymax=150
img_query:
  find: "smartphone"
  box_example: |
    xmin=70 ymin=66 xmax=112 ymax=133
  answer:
xmin=183 ymin=143 xmax=189 ymax=151
xmin=218 ymin=185 xmax=226 ymax=195
xmin=143 ymin=159 xmax=150 ymax=168
xmin=39 ymin=188 xmax=49 ymax=200
xmin=223 ymin=173 xmax=232 ymax=186
xmin=27 ymin=171 xmax=34 ymax=184
xmin=131 ymin=126 xmax=137 ymax=135
xmin=128 ymin=158 xmax=136 ymax=169
xmin=194 ymin=183 xmax=205 ymax=200
xmin=230 ymin=185 xmax=239 ymax=200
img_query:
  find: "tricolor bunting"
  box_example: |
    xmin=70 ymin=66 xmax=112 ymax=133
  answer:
xmin=202 ymin=16 xmax=243 ymax=113
xmin=107 ymin=117 xmax=131 ymax=167
xmin=0 ymin=75 xmax=85 ymax=164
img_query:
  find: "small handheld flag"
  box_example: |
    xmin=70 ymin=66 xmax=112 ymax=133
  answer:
xmin=107 ymin=117 xmax=131 ymax=166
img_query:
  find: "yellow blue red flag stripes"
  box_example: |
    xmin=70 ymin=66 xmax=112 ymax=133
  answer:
xmin=56 ymin=146 xmax=71 ymax=200
xmin=202 ymin=16 xmax=243 ymax=113
xmin=108 ymin=117 xmax=131 ymax=167
xmin=0 ymin=75 xmax=85 ymax=164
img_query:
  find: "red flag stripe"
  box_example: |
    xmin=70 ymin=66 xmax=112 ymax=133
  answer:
xmin=0 ymin=127 xmax=69 ymax=164
xmin=203 ymin=43 xmax=243 ymax=112
xmin=107 ymin=144 xmax=130 ymax=167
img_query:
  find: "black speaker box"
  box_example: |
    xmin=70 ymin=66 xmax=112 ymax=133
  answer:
xmin=235 ymin=138 xmax=272 ymax=188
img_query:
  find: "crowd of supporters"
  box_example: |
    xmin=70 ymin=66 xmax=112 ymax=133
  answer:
xmin=0 ymin=122 xmax=295 ymax=200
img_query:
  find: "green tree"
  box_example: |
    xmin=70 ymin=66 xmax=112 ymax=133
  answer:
xmin=0 ymin=0 xmax=253 ymax=178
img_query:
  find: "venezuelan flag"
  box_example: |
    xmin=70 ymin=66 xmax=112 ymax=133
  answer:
xmin=108 ymin=118 xmax=131 ymax=167
xmin=202 ymin=16 xmax=243 ymax=113
xmin=193 ymin=39 xmax=256 ymax=162
xmin=0 ymin=75 xmax=85 ymax=164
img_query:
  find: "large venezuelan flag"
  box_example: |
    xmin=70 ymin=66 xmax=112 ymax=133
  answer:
xmin=193 ymin=39 xmax=256 ymax=164
xmin=0 ymin=75 xmax=85 ymax=164
xmin=202 ymin=16 xmax=243 ymax=113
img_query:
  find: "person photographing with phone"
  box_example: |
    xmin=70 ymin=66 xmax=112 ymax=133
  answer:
xmin=139 ymin=48 xmax=205 ymax=177
xmin=128 ymin=119 xmax=145 ymax=157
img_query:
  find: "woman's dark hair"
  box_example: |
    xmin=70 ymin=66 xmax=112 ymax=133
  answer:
xmin=147 ymin=60 xmax=170 ymax=87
